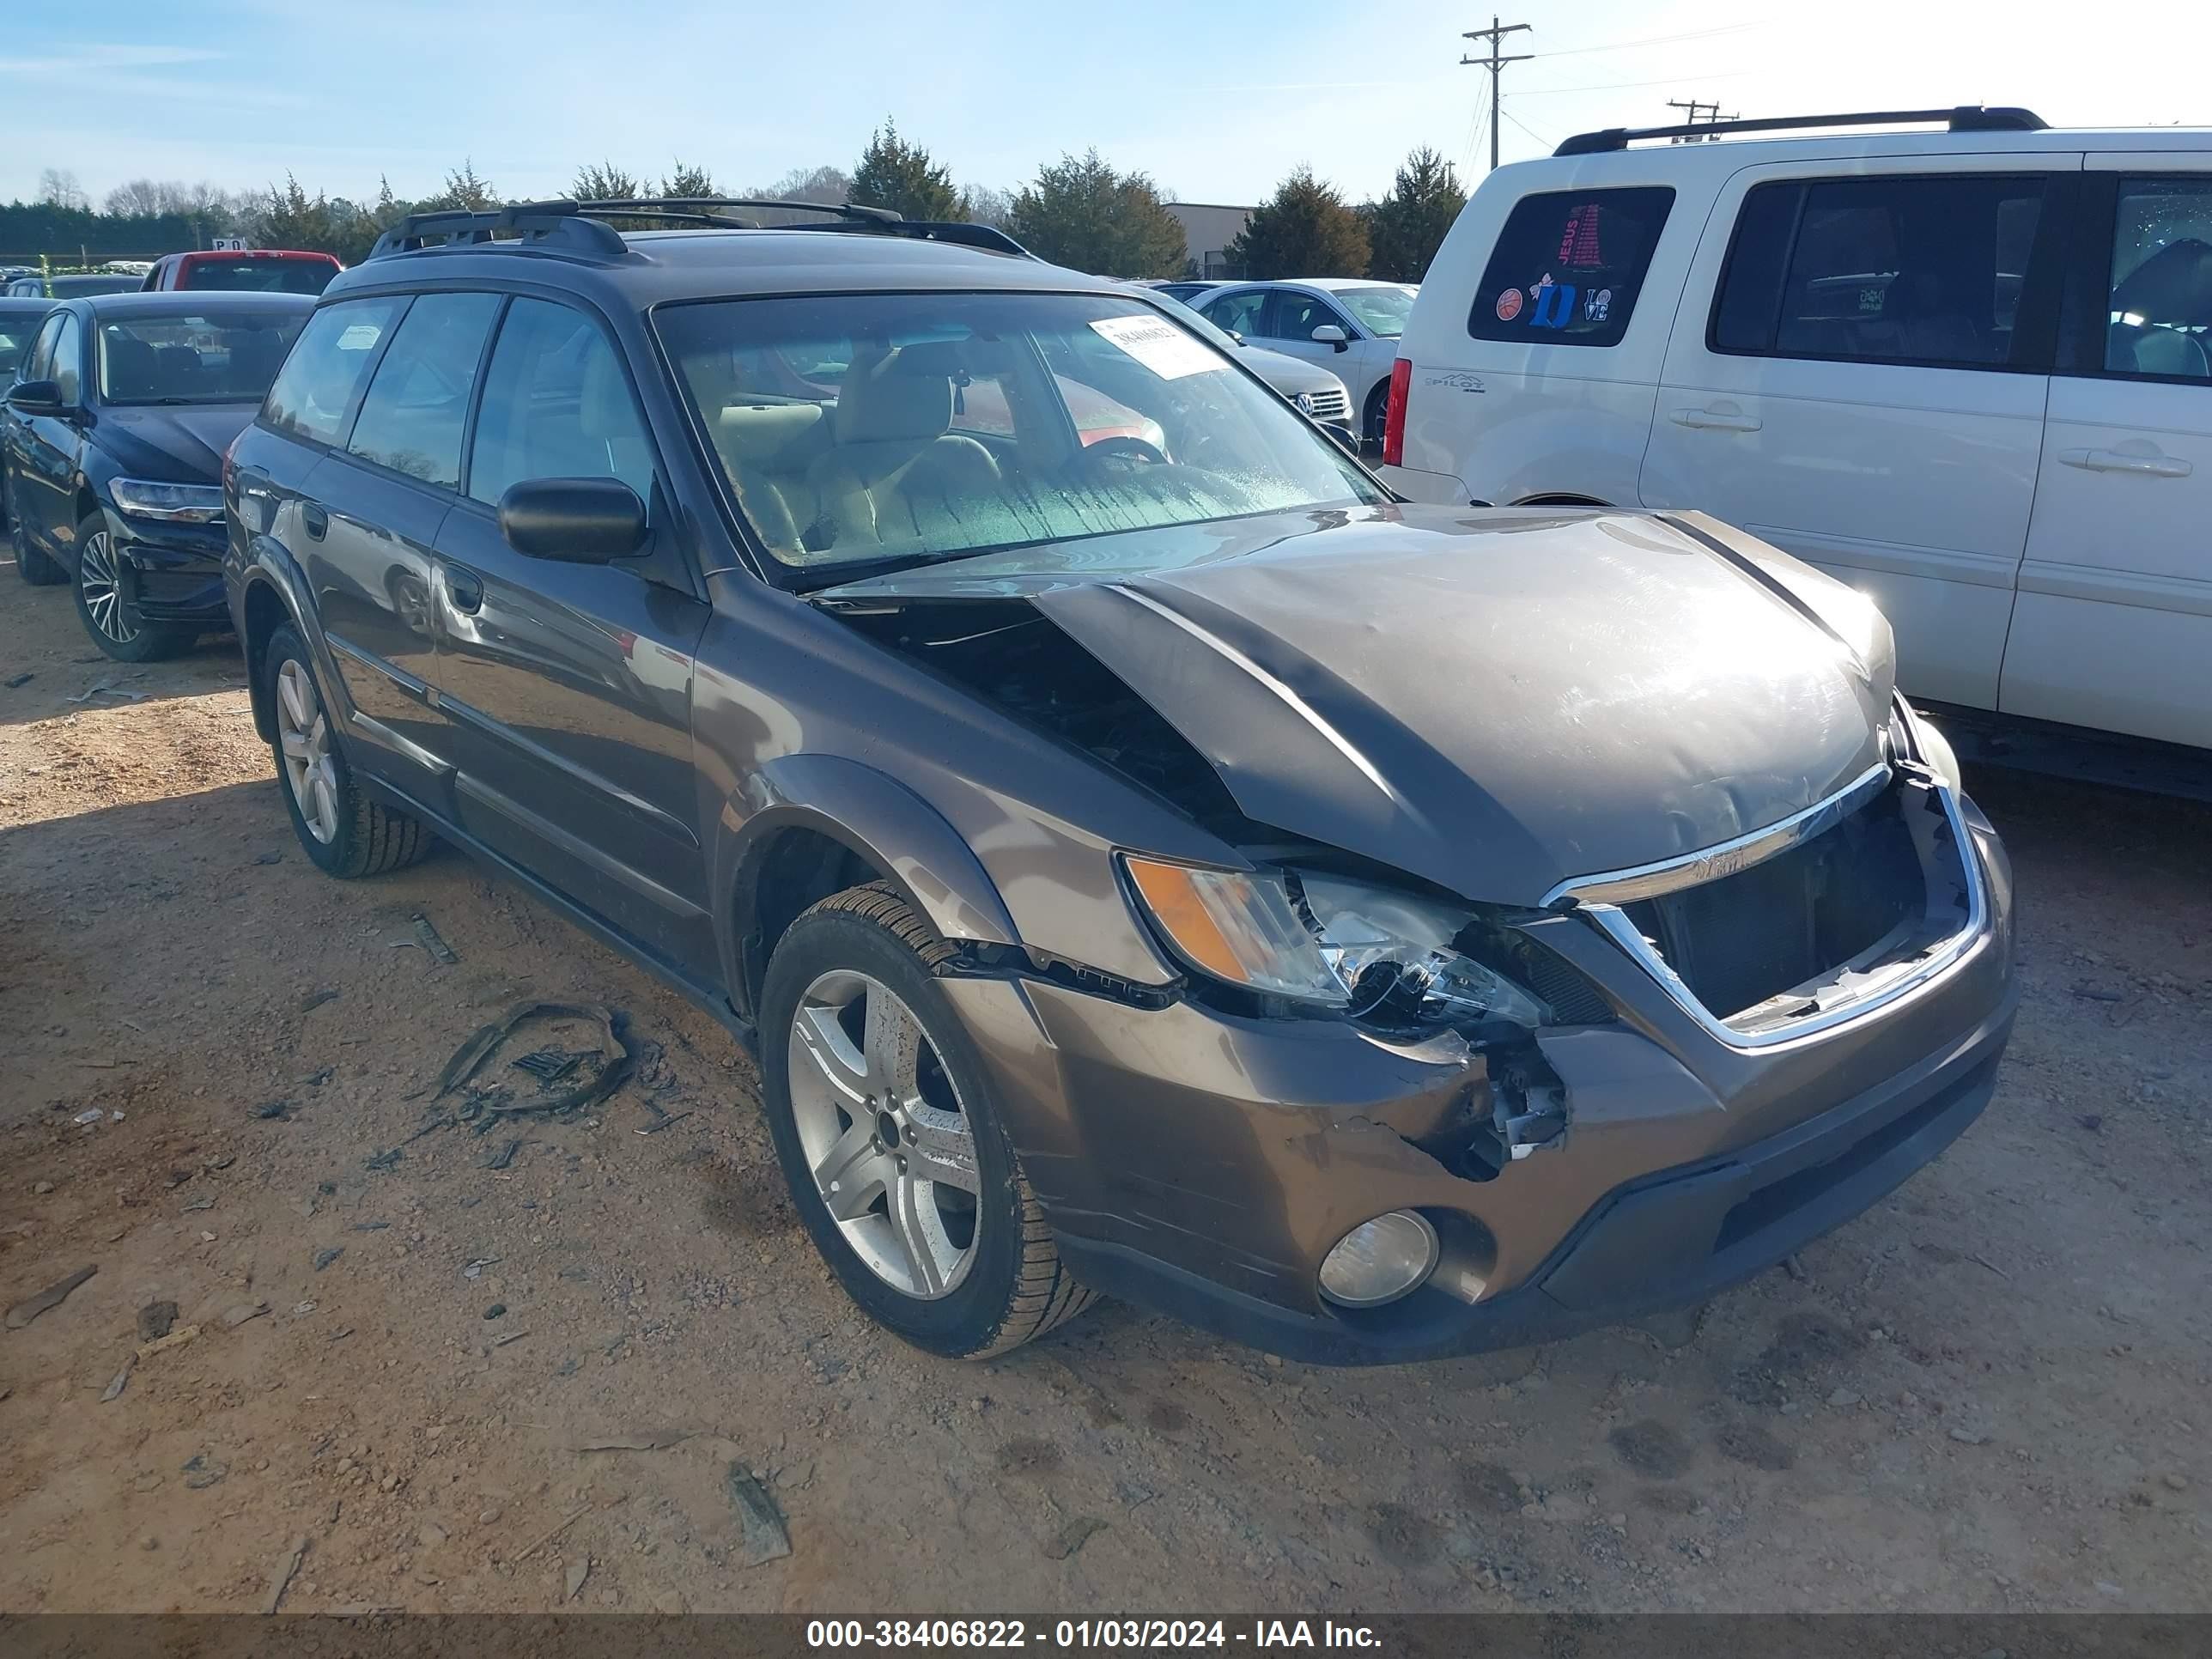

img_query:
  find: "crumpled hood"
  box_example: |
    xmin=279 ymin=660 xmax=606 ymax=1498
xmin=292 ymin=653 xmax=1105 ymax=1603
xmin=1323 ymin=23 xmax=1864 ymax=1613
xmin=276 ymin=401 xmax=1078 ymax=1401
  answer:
xmin=820 ymin=505 xmax=1893 ymax=906
xmin=94 ymin=403 xmax=254 ymax=484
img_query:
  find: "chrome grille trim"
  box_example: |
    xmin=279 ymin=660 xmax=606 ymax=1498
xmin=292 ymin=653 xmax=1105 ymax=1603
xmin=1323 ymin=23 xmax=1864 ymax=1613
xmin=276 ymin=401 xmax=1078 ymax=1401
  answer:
xmin=1563 ymin=771 xmax=1989 ymax=1052
xmin=1542 ymin=762 xmax=1893 ymax=908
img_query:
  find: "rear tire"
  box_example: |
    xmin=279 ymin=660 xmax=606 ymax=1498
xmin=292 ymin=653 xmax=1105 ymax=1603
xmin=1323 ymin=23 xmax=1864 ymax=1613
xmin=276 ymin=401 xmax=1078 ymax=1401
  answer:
xmin=1364 ymin=380 xmax=1390 ymax=447
xmin=263 ymin=623 xmax=431 ymax=878
xmin=760 ymin=881 xmax=1094 ymax=1358
xmin=8 ymin=483 xmax=64 ymax=586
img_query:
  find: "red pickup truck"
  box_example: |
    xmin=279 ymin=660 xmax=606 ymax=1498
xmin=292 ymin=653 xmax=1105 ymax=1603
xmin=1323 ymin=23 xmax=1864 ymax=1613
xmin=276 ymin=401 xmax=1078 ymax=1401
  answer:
xmin=140 ymin=249 xmax=342 ymax=295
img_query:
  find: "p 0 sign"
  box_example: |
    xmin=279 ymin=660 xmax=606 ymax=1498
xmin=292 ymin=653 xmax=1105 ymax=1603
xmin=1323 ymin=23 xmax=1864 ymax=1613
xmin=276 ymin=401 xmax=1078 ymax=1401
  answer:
xmin=210 ymin=236 xmax=250 ymax=252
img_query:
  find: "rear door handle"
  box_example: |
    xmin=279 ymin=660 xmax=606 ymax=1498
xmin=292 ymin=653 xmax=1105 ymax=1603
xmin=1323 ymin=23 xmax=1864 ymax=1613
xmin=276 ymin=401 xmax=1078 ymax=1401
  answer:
xmin=2059 ymin=447 xmax=2192 ymax=478
xmin=1669 ymin=406 xmax=1762 ymax=433
xmin=301 ymin=501 xmax=328 ymax=539
xmin=440 ymin=562 xmax=483 ymax=614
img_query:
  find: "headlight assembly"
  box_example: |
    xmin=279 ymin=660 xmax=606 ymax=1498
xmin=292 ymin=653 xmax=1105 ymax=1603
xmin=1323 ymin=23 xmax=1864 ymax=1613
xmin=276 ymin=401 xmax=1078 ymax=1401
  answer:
xmin=109 ymin=479 xmax=226 ymax=524
xmin=1121 ymin=854 xmax=1551 ymax=1029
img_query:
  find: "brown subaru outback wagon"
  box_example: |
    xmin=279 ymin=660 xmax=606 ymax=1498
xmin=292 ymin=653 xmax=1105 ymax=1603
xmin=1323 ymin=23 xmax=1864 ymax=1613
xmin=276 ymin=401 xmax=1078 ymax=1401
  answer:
xmin=223 ymin=199 xmax=2016 ymax=1364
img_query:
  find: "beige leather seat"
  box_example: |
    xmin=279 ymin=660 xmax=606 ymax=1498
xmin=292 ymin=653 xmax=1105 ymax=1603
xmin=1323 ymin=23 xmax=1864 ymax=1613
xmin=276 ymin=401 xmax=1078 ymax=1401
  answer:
xmin=801 ymin=344 xmax=1001 ymax=553
xmin=708 ymin=403 xmax=825 ymax=554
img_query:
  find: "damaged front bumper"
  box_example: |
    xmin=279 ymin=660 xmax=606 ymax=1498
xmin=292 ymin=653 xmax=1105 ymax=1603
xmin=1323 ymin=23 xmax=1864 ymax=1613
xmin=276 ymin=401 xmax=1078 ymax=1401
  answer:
xmin=941 ymin=797 xmax=2016 ymax=1365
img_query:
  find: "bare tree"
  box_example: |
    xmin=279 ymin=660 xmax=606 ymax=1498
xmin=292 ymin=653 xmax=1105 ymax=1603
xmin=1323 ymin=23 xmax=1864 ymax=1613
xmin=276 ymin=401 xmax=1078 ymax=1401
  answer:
xmin=748 ymin=164 xmax=852 ymax=205
xmin=104 ymin=179 xmax=168 ymax=217
xmin=963 ymin=184 xmax=1013 ymax=228
xmin=37 ymin=167 xmax=89 ymax=211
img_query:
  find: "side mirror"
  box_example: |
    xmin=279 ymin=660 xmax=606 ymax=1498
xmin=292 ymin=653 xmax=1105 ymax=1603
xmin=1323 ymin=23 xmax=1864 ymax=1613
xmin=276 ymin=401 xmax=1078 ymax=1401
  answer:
xmin=1319 ymin=421 xmax=1359 ymax=456
xmin=6 ymin=379 xmax=64 ymax=415
xmin=498 ymin=477 xmax=647 ymax=562
xmin=1229 ymin=331 xmax=1245 ymax=346
xmin=1310 ymin=325 xmax=1350 ymax=351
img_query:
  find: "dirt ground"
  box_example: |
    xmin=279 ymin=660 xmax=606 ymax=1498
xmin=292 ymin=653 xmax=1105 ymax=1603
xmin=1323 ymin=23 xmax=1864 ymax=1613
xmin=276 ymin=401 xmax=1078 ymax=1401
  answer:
xmin=2 ymin=567 xmax=2207 ymax=1617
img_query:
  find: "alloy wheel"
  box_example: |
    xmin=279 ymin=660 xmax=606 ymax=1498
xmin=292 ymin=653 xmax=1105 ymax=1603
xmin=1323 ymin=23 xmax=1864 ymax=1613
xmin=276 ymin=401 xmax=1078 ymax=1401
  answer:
xmin=275 ymin=659 xmax=340 ymax=845
xmin=787 ymin=969 xmax=981 ymax=1299
xmin=78 ymin=531 xmax=138 ymax=644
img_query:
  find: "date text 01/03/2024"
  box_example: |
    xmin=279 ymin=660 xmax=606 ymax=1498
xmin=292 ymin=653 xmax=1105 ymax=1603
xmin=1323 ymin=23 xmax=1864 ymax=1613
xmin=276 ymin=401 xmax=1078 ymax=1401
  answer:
xmin=805 ymin=1620 xmax=1384 ymax=1649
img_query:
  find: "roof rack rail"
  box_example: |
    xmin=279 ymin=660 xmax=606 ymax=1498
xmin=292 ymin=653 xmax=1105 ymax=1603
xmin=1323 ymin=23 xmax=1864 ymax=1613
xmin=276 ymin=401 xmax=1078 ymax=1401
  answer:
xmin=367 ymin=204 xmax=629 ymax=261
xmin=574 ymin=197 xmax=902 ymax=227
xmin=778 ymin=218 xmax=1036 ymax=258
xmin=365 ymin=197 xmax=1032 ymax=263
xmin=1553 ymin=105 xmax=2049 ymax=157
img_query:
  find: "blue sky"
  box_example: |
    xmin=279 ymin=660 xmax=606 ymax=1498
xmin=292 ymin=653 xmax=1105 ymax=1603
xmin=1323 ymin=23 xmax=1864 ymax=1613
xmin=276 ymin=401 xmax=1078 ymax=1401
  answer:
xmin=3 ymin=0 xmax=2205 ymax=210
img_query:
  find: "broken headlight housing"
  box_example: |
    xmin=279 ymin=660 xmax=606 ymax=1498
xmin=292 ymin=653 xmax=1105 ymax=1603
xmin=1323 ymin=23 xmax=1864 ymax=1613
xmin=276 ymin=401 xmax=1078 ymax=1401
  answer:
xmin=1121 ymin=856 xmax=1551 ymax=1029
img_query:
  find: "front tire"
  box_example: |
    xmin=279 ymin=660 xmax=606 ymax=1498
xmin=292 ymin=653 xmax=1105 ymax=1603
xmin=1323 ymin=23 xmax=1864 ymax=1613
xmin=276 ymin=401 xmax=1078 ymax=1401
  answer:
xmin=263 ymin=623 xmax=431 ymax=878
xmin=71 ymin=513 xmax=186 ymax=660
xmin=760 ymin=882 xmax=1093 ymax=1358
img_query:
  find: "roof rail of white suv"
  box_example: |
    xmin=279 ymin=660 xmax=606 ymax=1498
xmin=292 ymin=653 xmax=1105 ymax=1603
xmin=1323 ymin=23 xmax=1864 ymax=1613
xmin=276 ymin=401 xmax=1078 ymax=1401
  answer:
xmin=1553 ymin=106 xmax=2048 ymax=157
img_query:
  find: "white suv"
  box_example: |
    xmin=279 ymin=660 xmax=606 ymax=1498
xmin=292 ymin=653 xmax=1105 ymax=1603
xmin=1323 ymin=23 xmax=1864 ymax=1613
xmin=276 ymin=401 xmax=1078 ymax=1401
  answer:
xmin=1381 ymin=107 xmax=2212 ymax=753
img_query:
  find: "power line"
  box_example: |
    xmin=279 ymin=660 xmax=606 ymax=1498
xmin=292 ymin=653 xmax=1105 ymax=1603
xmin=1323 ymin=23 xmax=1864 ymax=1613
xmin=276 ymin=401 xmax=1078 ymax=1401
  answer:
xmin=1529 ymin=23 xmax=1756 ymax=60
xmin=1460 ymin=78 xmax=1492 ymax=177
xmin=1513 ymin=70 xmax=1754 ymax=97
xmin=1501 ymin=106 xmax=1559 ymax=150
xmin=1460 ymin=16 xmax=1534 ymax=173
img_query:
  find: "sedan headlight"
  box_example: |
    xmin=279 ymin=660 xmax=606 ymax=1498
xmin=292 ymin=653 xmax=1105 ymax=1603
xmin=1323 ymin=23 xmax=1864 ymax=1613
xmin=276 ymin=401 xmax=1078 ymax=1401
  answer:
xmin=109 ymin=478 xmax=225 ymax=524
xmin=1122 ymin=855 xmax=1550 ymax=1027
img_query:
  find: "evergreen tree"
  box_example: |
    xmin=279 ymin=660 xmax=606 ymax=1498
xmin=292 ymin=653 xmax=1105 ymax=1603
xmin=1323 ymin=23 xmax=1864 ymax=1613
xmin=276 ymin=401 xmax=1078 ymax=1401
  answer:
xmin=1226 ymin=167 xmax=1370 ymax=280
xmin=1006 ymin=150 xmax=1186 ymax=277
xmin=1364 ymin=148 xmax=1467 ymax=282
xmin=850 ymin=121 xmax=963 ymax=221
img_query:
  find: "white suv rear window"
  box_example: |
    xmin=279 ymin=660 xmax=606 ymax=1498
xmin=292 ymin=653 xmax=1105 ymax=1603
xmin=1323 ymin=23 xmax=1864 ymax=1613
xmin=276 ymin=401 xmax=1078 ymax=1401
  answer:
xmin=1466 ymin=186 xmax=1674 ymax=348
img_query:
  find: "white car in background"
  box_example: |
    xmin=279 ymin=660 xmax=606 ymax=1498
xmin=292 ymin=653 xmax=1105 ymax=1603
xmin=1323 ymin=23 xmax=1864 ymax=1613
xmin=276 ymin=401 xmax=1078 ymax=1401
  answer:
xmin=1194 ymin=278 xmax=1415 ymax=445
xmin=1381 ymin=105 xmax=2212 ymax=763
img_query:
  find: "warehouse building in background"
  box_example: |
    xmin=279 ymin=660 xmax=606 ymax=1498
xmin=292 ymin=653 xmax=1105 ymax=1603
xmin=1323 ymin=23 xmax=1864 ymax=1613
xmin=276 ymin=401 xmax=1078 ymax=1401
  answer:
xmin=1164 ymin=202 xmax=1253 ymax=281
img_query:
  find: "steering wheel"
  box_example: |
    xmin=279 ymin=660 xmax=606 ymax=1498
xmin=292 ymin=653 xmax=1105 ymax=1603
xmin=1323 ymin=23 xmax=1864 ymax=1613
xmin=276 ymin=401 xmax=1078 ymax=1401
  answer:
xmin=1063 ymin=434 xmax=1170 ymax=478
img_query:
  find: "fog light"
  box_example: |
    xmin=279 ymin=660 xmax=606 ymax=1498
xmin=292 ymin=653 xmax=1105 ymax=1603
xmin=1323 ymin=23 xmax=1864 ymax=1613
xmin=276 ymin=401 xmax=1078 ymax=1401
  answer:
xmin=1318 ymin=1211 xmax=1439 ymax=1308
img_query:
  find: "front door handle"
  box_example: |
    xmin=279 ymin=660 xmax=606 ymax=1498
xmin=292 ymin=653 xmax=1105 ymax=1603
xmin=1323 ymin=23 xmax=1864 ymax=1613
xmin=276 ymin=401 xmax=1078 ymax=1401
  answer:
xmin=441 ymin=562 xmax=483 ymax=614
xmin=301 ymin=501 xmax=329 ymax=539
xmin=2059 ymin=447 xmax=2192 ymax=478
xmin=1669 ymin=405 xmax=1762 ymax=433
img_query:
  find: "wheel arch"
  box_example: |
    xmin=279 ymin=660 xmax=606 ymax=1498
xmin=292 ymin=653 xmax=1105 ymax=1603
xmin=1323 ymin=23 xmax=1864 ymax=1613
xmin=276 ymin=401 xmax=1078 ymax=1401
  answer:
xmin=715 ymin=753 xmax=1022 ymax=1024
xmin=235 ymin=539 xmax=318 ymax=743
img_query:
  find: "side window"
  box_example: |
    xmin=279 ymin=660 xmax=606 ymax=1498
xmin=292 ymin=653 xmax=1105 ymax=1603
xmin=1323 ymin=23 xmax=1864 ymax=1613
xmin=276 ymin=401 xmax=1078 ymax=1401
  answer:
xmin=51 ymin=314 xmax=82 ymax=403
xmin=1275 ymin=291 xmax=1348 ymax=343
xmin=2100 ymin=177 xmax=2212 ymax=382
xmin=467 ymin=298 xmax=656 ymax=508
xmin=263 ymin=296 xmax=408 ymax=446
xmin=22 ymin=314 xmax=64 ymax=383
xmin=1712 ymin=175 xmax=2051 ymax=369
xmin=343 ymin=293 xmax=501 ymax=488
xmin=1202 ymin=289 xmax=1268 ymax=338
xmin=1466 ymin=187 xmax=1675 ymax=347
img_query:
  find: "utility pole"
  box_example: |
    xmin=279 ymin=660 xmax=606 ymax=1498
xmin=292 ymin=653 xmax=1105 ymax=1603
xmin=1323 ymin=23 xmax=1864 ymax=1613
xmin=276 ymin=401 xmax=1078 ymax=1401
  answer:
xmin=1665 ymin=99 xmax=1734 ymax=142
xmin=1462 ymin=16 xmax=1534 ymax=173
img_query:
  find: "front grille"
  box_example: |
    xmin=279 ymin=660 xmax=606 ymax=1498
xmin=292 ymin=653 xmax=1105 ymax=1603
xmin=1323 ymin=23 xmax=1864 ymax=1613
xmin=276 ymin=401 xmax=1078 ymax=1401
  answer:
xmin=1623 ymin=781 xmax=1931 ymax=1021
xmin=1301 ymin=387 xmax=1351 ymax=422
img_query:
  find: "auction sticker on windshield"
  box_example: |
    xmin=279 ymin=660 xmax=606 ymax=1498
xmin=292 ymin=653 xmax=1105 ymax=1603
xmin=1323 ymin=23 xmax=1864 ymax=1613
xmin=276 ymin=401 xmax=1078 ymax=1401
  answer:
xmin=1089 ymin=314 xmax=1224 ymax=380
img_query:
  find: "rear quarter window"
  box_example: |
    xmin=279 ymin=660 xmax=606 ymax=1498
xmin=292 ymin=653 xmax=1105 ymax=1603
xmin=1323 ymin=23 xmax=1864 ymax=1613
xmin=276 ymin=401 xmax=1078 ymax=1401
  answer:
xmin=260 ymin=295 xmax=408 ymax=447
xmin=1465 ymin=185 xmax=1675 ymax=348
